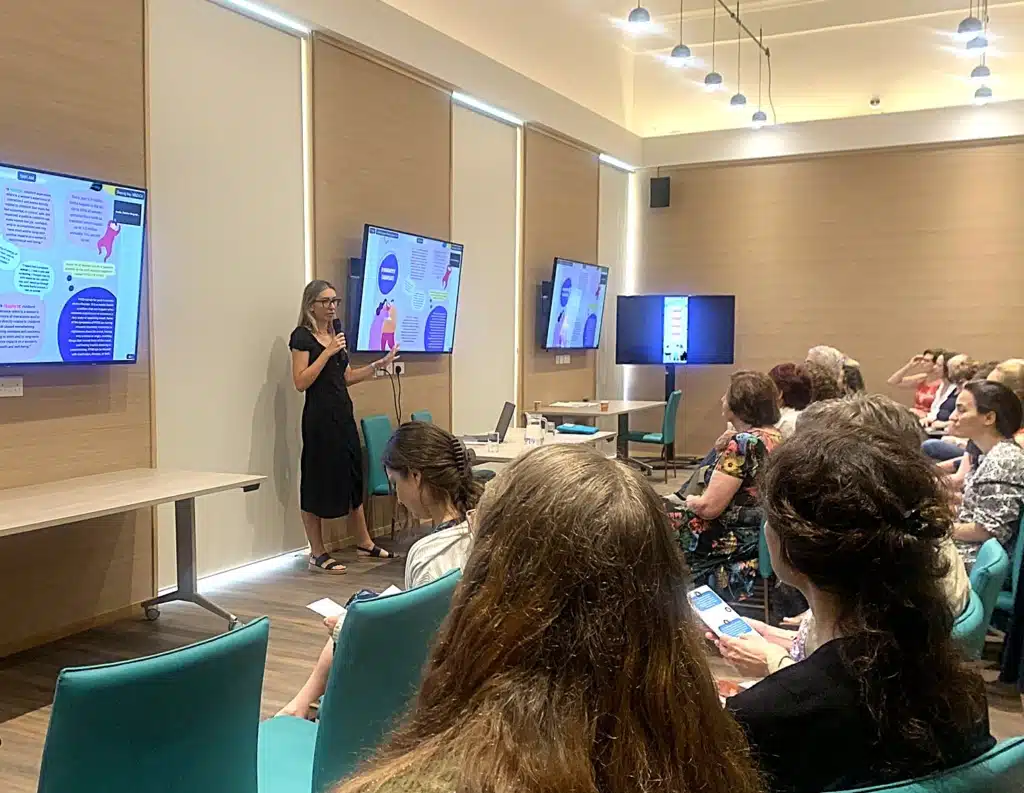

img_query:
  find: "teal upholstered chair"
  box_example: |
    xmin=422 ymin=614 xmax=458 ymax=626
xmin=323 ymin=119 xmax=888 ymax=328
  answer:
xmin=952 ymin=589 xmax=985 ymax=659
xmin=626 ymin=389 xmax=682 ymax=482
xmin=410 ymin=410 xmax=433 ymax=423
xmin=758 ymin=519 xmax=774 ymax=621
xmin=258 ymin=570 xmax=461 ymax=793
xmin=361 ymin=414 xmax=395 ymax=536
xmin=38 ymin=617 xmax=270 ymax=793
xmin=995 ymin=512 xmax=1024 ymax=618
xmin=830 ymin=737 xmax=1024 ymax=792
xmin=958 ymin=538 xmax=1011 ymax=658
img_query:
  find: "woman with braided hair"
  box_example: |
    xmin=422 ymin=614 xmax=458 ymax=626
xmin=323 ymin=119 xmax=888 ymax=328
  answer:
xmin=277 ymin=421 xmax=481 ymax=719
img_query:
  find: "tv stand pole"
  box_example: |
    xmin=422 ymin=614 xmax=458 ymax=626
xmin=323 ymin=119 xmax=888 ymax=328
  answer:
xmin=665 ymin=365 xmax=677 ymax=463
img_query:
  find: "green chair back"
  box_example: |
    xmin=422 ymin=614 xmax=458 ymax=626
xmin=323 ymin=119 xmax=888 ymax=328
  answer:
xmin=952 ymin=589 xmax=985 ymax=659
xmin=313 ymin=570 xmax=461 ymax=790
xmin=971 ymin=538 xmax=1010 ymax=632
xmin=831 ymin=737 xmax=1024 ymax=792
xmin=361 ymin=414 xmax=394 ymax=497
xmin=661 ymin=390 xmax=682 ymax=446
xmin=410 ymin=410 xmax=433 ymax=423
xmin=758 ymin=519 xmax=773 ymax=580
xmin=1011 ymin=512 xmax=1024 ymax=601
xmin=39 ymin=617 xmax=270 ymax=793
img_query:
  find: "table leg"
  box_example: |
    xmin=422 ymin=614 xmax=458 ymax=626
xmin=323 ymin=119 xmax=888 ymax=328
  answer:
xmin=142 ymin=497 xmax=239 ymax=629
xmin=616 ymin=414 xmax=629 ymax=459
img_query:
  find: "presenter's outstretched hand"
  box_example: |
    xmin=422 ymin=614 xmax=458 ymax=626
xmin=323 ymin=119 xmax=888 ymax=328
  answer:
xmin=381 ymin=345 xmax=400 ymax=368
xmin=326 ymin=333 xmax=346 ymax=357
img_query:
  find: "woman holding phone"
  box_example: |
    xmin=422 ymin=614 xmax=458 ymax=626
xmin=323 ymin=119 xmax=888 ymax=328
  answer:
xmin=290 ymin=280 xmax=399 ymax=573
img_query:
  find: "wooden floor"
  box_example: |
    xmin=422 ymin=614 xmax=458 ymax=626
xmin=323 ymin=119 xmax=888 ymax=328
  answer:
xmin=1 ymin=502 xmax=1022 ymax=790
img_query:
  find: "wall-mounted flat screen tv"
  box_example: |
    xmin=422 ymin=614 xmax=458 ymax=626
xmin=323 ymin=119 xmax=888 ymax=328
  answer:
xmin=353 ymin=224 xmax=464 ymax=354
xmin=0 ymin=161 xmax=147 ymax=366
xmin=542 ymin=257 xmax=609 ymax=350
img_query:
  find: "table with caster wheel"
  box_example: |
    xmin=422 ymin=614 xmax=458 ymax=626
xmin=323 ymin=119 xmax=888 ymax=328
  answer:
xmin=0 ymin=469 xmax=265 ymax=654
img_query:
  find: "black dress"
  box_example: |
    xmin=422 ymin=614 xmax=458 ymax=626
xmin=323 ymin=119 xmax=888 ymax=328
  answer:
xmin=289 ymin=326 xmax=364 ymax=519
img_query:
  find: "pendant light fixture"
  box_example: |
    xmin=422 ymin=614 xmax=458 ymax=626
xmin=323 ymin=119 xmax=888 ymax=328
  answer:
xmin=729 ymin=2 xmax=747 ymax=108
xmin=974 ymin=84 xmax=993 ymax=104
xmin=970 ymin=58 xmax=991 ymax=83
xmin=751 ymin=30 xmax=767 ymax=128
xmin=627 ymin=3 xmax=651 ymax=25
xmin=670 ymin=0 xmax=691 ymax=64
xmin=957 ymin=1 xmax=983 ymax=39
xmin=704 ymin=0 xmax=723 ymax=90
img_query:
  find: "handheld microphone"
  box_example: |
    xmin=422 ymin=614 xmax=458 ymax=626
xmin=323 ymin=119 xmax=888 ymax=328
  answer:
xmin=332 ymin=318 xmax=348 ymax=362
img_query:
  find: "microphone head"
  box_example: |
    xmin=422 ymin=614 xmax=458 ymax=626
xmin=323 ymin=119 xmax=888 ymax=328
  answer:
xmin=332 ymin=318 xmax=343 ymax=335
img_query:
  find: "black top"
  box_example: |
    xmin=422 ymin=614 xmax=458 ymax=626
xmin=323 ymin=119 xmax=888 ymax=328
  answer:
xmin=289 ymin=326 xmax=363 ymax=519
xmin=727 ymin=639 xmax=994 ymax=793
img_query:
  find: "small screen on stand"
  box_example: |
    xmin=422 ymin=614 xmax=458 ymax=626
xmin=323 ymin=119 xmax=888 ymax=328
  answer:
xmin=615 ymin=294 xmax=734 ymax=366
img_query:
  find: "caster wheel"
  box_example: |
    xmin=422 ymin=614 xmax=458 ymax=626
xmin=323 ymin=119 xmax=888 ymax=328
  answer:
xmin=144 ymin=606 xmax=161 ymax=621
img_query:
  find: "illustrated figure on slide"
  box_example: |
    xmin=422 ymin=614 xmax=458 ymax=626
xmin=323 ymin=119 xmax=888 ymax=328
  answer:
xmin=441 ymin=264 xmax=453 ymax=289
xmin=96 ymin=220 xmax=121 ymax=262
xmin=377 ymin=300 xmax=398 ymax=351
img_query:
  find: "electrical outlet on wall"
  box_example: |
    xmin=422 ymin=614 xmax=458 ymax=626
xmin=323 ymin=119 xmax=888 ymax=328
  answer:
xmin=394 ymin=361 xmax=405 ymax=375
xmin=0 ymin=376 xmax=24 ymax=397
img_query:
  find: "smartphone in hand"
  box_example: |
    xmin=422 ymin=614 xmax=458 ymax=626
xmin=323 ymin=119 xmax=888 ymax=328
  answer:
xmin=688 ymin=585 xmax=755 ymax=639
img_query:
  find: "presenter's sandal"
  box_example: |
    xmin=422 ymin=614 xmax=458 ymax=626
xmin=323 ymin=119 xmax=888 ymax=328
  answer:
xmin=356 ymin=544 xmax=401 ymax=561
xmin=309 ymin=553 xmax=347 ymax=574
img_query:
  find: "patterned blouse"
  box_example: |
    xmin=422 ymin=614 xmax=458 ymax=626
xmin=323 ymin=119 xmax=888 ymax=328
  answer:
xmin=956 ymin=439 xmax=1024 ymax=568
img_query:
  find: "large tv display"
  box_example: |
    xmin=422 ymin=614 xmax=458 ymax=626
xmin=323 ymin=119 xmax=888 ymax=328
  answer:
xmin=0 ymin=161 xmax=147 ymax=366
xmin=543 ymin=257 xmax=609 ymax=350
xmin=616 ymin=294 xmax=735 ymax=365
xmin=353 ymin=224 xmax=464 ymax=354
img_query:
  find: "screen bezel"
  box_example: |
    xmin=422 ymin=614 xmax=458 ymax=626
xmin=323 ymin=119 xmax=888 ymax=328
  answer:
xmin=353 ymin=223 xmax=465 ymax=355
xmin=0 ymin=159 xmax=148 ymax=369
xmin=542 ymin=257 xmax=610 ymax=351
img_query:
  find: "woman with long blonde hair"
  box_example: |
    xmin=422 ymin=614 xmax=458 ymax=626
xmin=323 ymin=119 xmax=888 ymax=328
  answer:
xmin=336 ymin=444 xmax=763 ymax=793
xmin=290 ymin=279 xmax=399 ymax=573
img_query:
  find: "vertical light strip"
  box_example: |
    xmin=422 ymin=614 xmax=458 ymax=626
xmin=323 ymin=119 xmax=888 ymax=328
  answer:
xmin=512 ymin=125 xmax=524 ymax=404
xmin=623 ymin=171 xmax=640 ymax=400
xmin=300 ymin=36 xmax=314 ymax=282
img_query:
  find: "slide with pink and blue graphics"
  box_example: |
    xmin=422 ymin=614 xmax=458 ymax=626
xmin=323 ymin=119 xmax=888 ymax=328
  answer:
xmin=544 ymin=258 xmax=608 ymax=350
xmin=0 ymin=162 xmax=146 ymax=366
xmin=356 ymin=225 xmax=464 ymax=353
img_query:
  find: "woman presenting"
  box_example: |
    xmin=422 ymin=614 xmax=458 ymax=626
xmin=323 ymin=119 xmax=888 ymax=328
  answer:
xmin=290 ymin=279 xmax=400 ymax=573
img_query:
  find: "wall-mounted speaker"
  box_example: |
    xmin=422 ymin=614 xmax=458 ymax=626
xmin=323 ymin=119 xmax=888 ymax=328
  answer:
xmin=650 ymin=176 xmax=671 ymax=208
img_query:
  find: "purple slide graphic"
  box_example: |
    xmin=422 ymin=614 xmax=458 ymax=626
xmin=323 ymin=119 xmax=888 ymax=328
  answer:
xmin=377 ymin=253 xmax=398 ymax=295
xmin=57 ymin=287 xmax=117 ymax=362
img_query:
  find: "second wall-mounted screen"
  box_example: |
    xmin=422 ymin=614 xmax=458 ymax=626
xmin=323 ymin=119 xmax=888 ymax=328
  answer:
xmin=543 ymin=257 xmax=608 ymax=350
xmin=355 ymin=224 xmax=464 ymax=353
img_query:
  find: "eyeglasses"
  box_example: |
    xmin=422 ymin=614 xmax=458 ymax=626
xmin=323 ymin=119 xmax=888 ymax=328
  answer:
xmin=315 ymin=298 xmax=342 ymax=308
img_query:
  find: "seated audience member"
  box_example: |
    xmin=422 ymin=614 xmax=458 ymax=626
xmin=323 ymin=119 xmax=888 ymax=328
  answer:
xmin=988 ymin=358 xmax=1024 ymax=448
xmin=803 ymin=360 xmax=843 ymax=403
xmin=712 ymin=394 xmax=970 ymax=679
xmin=665 ymin=371 xmax=782 ymax=600
xmin=950 ymin=380 xmax=1024 ymax=569
xmin=920 ymin=352 xmax=963 ymax=433
xmin=805 ymin=345 xmax=845 ymax=385
xmin=976 ymin=359 xmax=1002 ymax=380
xmin=727 ymin=424 xmax=994 ymax=793
xmin=925 ymin=356 xmax=978 ymax=438
xmin=335 ymin=444 xmax=764 ymax=793
xmin=888 ymin=349 xmax=945 ymax=417
xmin=840 ymin=358 xmax=866 ymax=396
xmin=277 ymin=421 xmax=481 ymax=719
xmin=769 ymin=363 xmax=812 ymax=439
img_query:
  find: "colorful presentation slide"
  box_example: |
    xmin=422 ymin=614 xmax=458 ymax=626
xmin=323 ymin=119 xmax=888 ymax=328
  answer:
xmin=0 ymin=163 xmax=146 ymax=366
xmin=356 ymin=225 xmax=464 ymax=353
xmin=662 ymin=296 xmax=689 ymax=364
xmin=545 ymin=259 xmax=608 ymax=349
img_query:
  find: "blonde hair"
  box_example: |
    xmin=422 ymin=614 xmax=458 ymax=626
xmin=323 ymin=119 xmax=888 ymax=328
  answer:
xmin=806 ymin=345 xmax=846 ymax=380
xmin=988 ymin=359 xmax=1024 ymax=401
xmin=297 ymin=279 xmax=335 ymax=333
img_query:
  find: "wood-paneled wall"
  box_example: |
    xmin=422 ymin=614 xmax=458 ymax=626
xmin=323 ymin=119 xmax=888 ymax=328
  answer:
xmin=311 ymin=34 xmax=452 ymax=535
xmin=519 ymin=126 xmax=600 ymax=411
xmin=0 ymin=0 xmax=152 ymax=655
xmin=636 ymin=141 xmax=1024 ymax=454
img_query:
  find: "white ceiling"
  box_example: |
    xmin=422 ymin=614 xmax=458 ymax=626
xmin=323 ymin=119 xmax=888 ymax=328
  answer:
xmin=380 ymin=0 xmax=1024 ymax=137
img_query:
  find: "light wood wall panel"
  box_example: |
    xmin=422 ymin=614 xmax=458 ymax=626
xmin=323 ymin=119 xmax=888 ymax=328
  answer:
xmin=520 ymin=126 xmax=600 ymax=410
xmin=451 ymin=106 xmax=519 ymax=435
xmin=149 ymin=0 xmax=307 ymax=586
xmin=0 ymin=0 xmax=151 ymax=654
xmin=311 ymin=34 xmax=452 ymax=535
xmin=637 ymin=141 xmax=1024 ymax=454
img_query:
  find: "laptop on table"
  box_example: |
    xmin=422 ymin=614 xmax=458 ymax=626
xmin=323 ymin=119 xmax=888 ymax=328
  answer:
xmin=463 ymin=401 xmax=515 ymax=444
